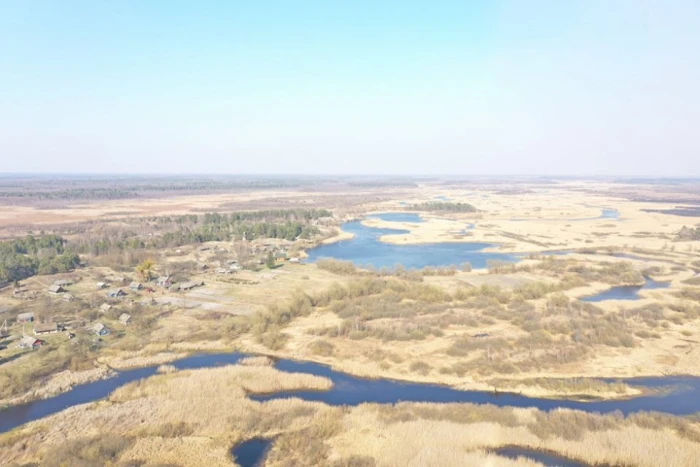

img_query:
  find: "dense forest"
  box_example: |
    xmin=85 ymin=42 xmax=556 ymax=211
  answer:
xmin=0 ymin=235 xmax=81 ymax=283
xmin=407 ymin=202 xmax=477 ymax=212
xmin=1 ymin=209 xmax=332 ymax=281
xmin=70 ymin=209 xmax=332 ymax=257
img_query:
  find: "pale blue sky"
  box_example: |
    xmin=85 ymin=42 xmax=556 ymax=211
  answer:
xmin=1 ymin=1 xmax=698 ymax=175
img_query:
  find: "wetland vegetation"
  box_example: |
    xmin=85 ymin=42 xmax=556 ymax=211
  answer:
xmin=1 ymin=177 xmax=699 ymax=466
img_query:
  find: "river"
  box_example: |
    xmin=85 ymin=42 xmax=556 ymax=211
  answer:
xmin=2 ymin=352 xmax=699 ymax=434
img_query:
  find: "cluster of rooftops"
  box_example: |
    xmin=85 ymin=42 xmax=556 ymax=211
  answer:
xmin=13 ymin=267 xmax=222 ymax=351
xmin=14 ymin=309 xmax=132 ymax=349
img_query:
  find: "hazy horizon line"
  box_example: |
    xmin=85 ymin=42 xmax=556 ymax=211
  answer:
xmin=1 ymin=172 xmax=699 ymax=180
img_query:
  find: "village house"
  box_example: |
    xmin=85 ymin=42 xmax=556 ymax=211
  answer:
xmin=53 ymin=279 xmax=73 ymax=287
xmin=129 ymin=281 xmax=143 ymax=291
xmin=96 ymin=282 xmax=107 ymax=289
xmin=275 ymin=250 xmax=288 ymax=261
xmin=215 ymin=268 xmax=230 ymax=274
xmin=119 ymin=313 xmax=132 ymax=325
xmin=99 ymin=303 xmax=113 ymax=313
xmin=93 ymin=322 xmax=110 ymax=336
xmin=18 ymin=335 xmax=42 ymax=349
xmin=48 ymin=284 xmax=66 ymax=294
xmin=17 ymin=312 xmax=35 ymax=323
xmin=107 ymin=289 xmax=126 ymax=298
xmin=156 ymin=276 xmax=172 ymax=287
xmin=33 ymin=322 xmax=59 ymax=335
xmin=62 ymin=293 xmax=75 ymax=302
xmin=179 ymin=280 xmax=204 ymax=291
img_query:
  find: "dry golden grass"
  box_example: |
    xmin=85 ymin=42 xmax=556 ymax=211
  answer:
xmin=0 ymin=363 xmax=334 ymax=466
xmin=239 ymin=355 xmax=274 ymax=366
xmin=100 ymin=351 xmax=187 ymax=370
xmin=6 ymin=376 xmax=700 ymax=467
xmin=329 ymin=403 xmax=700 ymax=467
xmin=0 ymin=364 xmax=114 ymax=407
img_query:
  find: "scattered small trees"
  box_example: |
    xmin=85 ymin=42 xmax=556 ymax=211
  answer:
xmin=135 ymin=258 xmax=156 ymax=281
xmin=265 ymin=252 xmax=276 ymax=269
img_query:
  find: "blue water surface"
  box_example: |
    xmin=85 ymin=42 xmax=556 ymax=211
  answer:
xmin=306 ymin=217 xmax=515 ymax=270
xmin=3 ymin=351 xmax=700 ymax=434
xmin=581 ymin=277 xmax=670 ymax=302
xmin=493 ymin=447 xmax=587 ymax=467
xmin=231 ymin=438 xmax=272 ymax=467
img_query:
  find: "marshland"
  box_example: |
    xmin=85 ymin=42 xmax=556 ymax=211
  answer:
xmin=1 ymin=176 xmax=700 ymax=466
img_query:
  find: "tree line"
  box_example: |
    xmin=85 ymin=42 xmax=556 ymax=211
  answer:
xmin=0 ymin=235 xmax=80 ymax=283
xmin=70 ymin=209 xmax=331 ymax=257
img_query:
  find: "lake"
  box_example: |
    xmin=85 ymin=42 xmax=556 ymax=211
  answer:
xmin=306 ymin=214 xmax=516 ymax=269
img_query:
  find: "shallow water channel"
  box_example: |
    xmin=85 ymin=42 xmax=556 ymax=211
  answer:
xmin=2 ymin=352 xmax=700 ymax=434
xmin=492 ymin=446 xmax=589 ymax=467
xmin=581 ymin=277 xmax=670 ymax=302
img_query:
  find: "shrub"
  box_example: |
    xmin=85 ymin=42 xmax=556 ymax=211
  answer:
xmin=309 ymin=339 xmax=335 ymax=356
xmin=316 ymin=258 xmax=358 ymax=275
xmin=409 ymin=361 xmax=432 ymax=375
xmin=42 ymin=434 xmax=132 ymax=467
xmin=329 ymin=455 xmax=377 ymax=467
